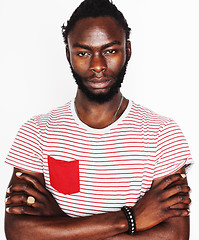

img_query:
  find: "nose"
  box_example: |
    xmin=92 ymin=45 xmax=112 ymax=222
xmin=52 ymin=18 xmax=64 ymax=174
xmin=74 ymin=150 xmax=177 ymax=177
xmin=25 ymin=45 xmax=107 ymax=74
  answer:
xmin=89 ymin=53 xmax=107 ymax=73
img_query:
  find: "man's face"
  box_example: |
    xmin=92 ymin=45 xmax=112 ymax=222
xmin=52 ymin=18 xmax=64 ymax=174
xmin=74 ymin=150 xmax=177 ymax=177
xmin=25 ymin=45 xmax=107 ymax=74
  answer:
xmin=67 ymin=16 xmax=131 ymax=103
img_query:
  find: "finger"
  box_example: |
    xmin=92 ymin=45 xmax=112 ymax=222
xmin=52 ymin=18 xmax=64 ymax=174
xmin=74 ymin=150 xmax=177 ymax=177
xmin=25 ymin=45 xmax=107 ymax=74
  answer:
xmin=5 ymin=194 xmax=27 ymax=205
xmin=5 ymin=194 xmax=36 ymax=207
xmin=16 ymin=172 xmax=47 ymax=194
xmin=169 ymin=203 xmax=190 ymax=210
xmin=5 ymin=194 xmax=44 ymax=212
xmin=161 ymin=184 xmax=190 ymax=199
xmin=8 ymin=183 xmax=40 ymax=196
xmin=158 ymin=174 xmax=186 ymax=190
xmin=6 ymin=205 xmax=41 ymax=216
xmin=164 ymin=194 xmax=191 ymax=208
xmin=166 ymin=208 xmax=189 ymax=218
xmin=7 ymin=184 xmax=45 ymax=203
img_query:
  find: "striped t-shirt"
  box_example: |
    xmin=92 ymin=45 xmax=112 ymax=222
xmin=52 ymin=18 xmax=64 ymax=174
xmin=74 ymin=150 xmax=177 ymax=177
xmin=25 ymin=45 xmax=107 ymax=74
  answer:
xmin=6 ymin=100 xmax=192 ymax=217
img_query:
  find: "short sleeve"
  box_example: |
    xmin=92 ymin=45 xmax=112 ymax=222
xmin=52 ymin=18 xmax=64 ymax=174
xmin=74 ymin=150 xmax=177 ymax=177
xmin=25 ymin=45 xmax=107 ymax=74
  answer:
xmin=5 ymin=117 xmax=43 ymax=173
xmin=154 ymin=119 xmax=192 ymax=179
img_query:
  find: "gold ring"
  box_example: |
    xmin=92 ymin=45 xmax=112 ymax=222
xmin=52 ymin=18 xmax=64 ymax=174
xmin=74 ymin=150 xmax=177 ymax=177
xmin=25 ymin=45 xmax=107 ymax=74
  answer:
xmin=27 ymin=196 xmax=35 ymax=205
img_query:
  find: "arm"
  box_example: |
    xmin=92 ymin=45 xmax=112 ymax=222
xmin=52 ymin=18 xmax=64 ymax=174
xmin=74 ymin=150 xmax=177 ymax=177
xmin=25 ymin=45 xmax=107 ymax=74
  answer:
xmin=5 ymin=168 xmax=128 ymax=240
xmin=105 ymin=167 xmax=190 ymax=240
xmin=5 ymin=167 xmax=190 ymax=240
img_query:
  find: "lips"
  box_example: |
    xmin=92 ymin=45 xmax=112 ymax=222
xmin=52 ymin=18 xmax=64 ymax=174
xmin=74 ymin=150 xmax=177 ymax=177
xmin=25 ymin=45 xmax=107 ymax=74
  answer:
xmin=88 ymin=78 xmax=111 ymax=89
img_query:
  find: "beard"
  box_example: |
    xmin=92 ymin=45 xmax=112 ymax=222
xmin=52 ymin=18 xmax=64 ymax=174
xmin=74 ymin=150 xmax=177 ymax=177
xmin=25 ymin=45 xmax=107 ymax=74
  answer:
xmin=70 ymin=59 xmax=129 ymax=104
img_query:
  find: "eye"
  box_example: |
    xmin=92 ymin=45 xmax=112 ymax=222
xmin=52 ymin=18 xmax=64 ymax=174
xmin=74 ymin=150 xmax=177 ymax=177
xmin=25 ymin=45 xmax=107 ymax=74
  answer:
xmin=104 ymin=49 xmax=117 ymax=55
xmin=76 ymin=52 xmax=90 ymax=57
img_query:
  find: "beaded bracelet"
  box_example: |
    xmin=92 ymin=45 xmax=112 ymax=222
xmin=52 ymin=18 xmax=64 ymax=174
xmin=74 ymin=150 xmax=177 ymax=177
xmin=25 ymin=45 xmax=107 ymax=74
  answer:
xmin=121 ymin=206 xmax=136 ymax=235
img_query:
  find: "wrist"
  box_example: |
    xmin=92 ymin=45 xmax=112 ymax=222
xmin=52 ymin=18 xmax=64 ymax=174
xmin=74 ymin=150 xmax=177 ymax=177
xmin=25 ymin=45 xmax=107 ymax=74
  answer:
xmin=114 ymin=210 xmax=129 ymax=233
xmin=121 ymin=206 xmax=136 ymax=235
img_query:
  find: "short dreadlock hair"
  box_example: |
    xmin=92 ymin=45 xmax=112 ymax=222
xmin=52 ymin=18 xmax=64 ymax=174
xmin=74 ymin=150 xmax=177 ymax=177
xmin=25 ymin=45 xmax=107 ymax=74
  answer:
xmin=62 ymin=0 xmax=131 ymax=45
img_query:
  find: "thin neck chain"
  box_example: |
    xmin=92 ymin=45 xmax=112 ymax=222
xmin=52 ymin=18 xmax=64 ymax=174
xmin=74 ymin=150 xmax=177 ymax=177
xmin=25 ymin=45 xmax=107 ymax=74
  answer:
xmin=74 ymin=95 xmax=124 ymax=127
xmin=108 ymin=95 xmax=123 ymax=126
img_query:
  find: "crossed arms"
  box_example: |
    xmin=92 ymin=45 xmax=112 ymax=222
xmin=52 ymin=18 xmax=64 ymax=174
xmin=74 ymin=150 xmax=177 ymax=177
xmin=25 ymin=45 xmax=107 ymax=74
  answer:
xmin=5 ymin=166 xmax=190 ymax=240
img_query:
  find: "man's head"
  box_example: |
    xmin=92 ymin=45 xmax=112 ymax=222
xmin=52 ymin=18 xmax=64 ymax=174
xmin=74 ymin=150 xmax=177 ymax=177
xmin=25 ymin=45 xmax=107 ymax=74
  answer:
xmin=62 ymin=0 xmax=131 ymax=103
xmin=62 ymin=0 xmax=131 ymax=46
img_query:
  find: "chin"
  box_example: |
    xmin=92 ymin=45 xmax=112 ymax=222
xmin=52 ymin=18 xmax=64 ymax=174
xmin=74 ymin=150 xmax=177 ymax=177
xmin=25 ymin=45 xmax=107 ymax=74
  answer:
xmin=70 ymin=59 xmax=128 ymax=103
xmin=81 ymin=88 xmax=119 ymax=104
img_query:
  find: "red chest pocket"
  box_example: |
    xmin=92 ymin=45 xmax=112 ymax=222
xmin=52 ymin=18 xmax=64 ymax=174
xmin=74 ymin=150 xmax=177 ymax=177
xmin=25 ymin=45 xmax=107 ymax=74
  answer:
xmin=48 ymin=156 xmax=80 ymax=195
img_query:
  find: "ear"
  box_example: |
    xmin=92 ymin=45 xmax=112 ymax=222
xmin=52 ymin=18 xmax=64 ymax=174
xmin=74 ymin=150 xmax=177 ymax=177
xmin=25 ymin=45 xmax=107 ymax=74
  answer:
xmin=66 ymin=45 xmax=70 ymax=63
xmin=126 ymin=40 xmax=131 ymax=61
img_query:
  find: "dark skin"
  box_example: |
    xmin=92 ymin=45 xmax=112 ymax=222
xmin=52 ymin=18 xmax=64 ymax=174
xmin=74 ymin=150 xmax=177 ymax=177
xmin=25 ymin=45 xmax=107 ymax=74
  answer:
xmin=5 ymin=17 xmax=191 ymax=239
xmin=5 ymin=167 xmax=190 ymax=240
xmin=67 ymin=17 xmax=131 ymax=129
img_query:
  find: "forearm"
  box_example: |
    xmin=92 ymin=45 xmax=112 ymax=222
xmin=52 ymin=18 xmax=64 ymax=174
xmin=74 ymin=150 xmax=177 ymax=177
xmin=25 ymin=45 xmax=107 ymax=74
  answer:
xmin=105 ymin=217 xmax=189 ymax=240
xmin=5 ymin=211 xmax=128 ymax=240
xmin=5 ymin=169 xmax=190 ymax=240
xmin=5 ymin=214 xmax=189 ymax=240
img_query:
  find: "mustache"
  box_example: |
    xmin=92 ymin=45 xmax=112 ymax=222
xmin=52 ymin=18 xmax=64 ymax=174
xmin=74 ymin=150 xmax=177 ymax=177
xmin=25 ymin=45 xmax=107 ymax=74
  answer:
xmin=69 ymin=57 xmax=129 ymax=103
xmin=87 ymin=72 xmax=113 ymax=81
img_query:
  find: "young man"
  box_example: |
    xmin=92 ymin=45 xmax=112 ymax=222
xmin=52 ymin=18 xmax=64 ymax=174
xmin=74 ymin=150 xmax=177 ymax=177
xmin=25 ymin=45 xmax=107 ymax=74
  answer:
xmin=5 ymin=0 xmax=192 ymax=239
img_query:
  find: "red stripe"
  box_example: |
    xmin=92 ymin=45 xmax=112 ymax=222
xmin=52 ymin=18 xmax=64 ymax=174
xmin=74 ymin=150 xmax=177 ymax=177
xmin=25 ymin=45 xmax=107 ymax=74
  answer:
xmin=6 ymin=100 xmax=192 ymax=218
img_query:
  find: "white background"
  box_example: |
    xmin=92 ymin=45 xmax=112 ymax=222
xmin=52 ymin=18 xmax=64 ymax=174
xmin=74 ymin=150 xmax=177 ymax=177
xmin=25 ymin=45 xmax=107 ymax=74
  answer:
xmin=0 ymin=0 xmax=198 ymax=239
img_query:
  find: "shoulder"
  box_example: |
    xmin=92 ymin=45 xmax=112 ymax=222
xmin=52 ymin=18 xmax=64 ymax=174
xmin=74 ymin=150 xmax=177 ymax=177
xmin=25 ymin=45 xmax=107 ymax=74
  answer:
xmin=30 ymin=101 xmax=72 ymax=128
xmin=130 ymin=100 xmax=173 ymax=127
xmin=18 ymin=101 xmax=73 ymax=136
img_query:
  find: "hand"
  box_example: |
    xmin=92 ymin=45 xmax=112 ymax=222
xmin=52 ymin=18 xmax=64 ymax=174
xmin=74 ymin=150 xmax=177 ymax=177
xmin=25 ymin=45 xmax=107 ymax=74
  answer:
xmin=132 ymin=173 xmax=191 ymax=231
xmin=5 ymin=172 xmax=66 ymax=217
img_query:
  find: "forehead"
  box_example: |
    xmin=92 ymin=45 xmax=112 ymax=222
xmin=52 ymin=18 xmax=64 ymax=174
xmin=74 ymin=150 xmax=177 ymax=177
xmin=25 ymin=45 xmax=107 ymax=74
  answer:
xmin=68 ymin=16 xmax=126 ymax=48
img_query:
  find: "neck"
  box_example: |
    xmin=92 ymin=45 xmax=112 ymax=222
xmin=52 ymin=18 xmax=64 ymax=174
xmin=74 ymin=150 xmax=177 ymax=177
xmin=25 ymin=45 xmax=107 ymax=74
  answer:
xmin=74 ymin=90 xmax=128 ymax=129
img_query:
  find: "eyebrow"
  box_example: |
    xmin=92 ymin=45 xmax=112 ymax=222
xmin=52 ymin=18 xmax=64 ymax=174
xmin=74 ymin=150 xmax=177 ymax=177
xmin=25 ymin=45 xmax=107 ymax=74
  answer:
xmin=73 ymin=40 xmax=121 ymax=51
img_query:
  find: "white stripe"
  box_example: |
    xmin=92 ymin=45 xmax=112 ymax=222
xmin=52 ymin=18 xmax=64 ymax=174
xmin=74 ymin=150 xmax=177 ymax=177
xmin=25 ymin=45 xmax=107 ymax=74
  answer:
xmin=5 ymin=100 xmax=192 ymax=217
